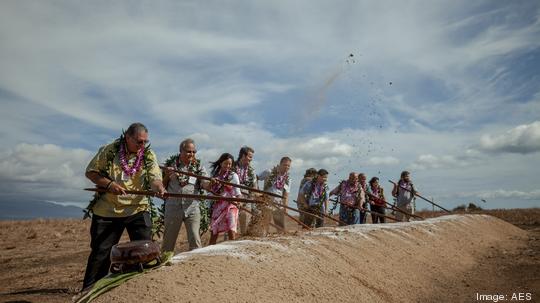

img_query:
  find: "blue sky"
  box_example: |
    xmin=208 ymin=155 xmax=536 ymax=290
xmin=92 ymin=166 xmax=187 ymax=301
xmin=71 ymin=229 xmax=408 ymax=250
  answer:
xmin=0 ymin=0 xmax=539 ymax=213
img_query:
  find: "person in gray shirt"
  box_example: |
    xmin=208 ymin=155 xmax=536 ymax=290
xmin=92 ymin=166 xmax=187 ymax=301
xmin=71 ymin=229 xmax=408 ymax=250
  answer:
xmin=392 ymin=171 xmax=418 ymax=222
xmin=257 ymin=157 xmax=292 ymax=232
xmin=161 ymin=138 xmax=209 ymax=252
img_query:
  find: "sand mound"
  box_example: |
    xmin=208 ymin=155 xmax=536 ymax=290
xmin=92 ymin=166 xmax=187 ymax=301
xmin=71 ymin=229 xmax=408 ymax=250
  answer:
xmin=95 ymin=215 xmax=528 ymax=303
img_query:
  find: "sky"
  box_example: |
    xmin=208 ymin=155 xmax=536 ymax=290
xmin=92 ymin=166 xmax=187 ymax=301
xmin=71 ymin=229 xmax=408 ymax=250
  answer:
xmin=0 ymin=0 xmax=539 ymax=214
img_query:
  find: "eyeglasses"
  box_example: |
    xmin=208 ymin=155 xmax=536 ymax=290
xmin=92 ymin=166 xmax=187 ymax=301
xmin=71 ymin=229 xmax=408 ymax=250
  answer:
xmin=184 ymin=150 xmax=197 ymax=154
xmin=129 ymin=136 xmax=149 ymax=145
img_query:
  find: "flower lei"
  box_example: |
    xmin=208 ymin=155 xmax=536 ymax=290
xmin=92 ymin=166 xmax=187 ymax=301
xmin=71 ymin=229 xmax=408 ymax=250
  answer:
xmin=164 ymin=154 xmax=203 ymax=187
xmin=163 ymin=153 xmax=211 ymax=234
xmin=119 ymin=140 xmax=145 ymax=177
xmin=337 ymin=179 xmax=358 ymax=206
xmin=85 ymin=132 xmax=153 ymax=221
xmin=307 ymin=180 xmax=328 ymax=208
xmin=211 ymin=169 xmax=234 ymax=195
xmin=263 ymin=166 xmax=289 ymax=191
xmin=234 ymin=162 xmax=255 ymax=188
xmin=370 ymin=184 xmax=380 ymax=197
xmin=341 ymin=180 xmax=358 ymax=196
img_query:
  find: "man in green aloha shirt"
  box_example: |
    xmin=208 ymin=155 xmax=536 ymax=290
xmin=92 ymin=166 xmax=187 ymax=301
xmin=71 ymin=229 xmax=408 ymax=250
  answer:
xmin=83 ymin=122 xmax=166 ymax=291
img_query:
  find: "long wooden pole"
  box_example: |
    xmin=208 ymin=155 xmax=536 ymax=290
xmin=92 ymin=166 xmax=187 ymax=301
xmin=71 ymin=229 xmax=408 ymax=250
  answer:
xmin=389 ymin=180 xmax=451 ymax=213
xmin=270 ymin=202 xmax=312 ymax=230
xmin=365 ymin=192 xmax=424 ymax=220
xmin=159 ymin=166 xmax=284 ymax=199
xmin=292 ymin=200 xmax=347 ymax=225
xmin=329 ymin=199 xmax=400 ymax=222
xmin=237 ymin=193 xmax=312 ymax=230
xmin=230 ymin=202 xmax=286 ymax=232
xmin=84 ymin=188 xmax=322 ymax=226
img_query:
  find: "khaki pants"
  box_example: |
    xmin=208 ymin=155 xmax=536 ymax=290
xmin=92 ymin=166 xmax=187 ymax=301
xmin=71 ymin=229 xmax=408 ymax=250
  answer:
xmin=238 ymin=203 xmax=252 ymax=235
xmin=161 ymin=201 xmax=201 ymax=252
xmin=245 ymin=204 xmax=272 ymax=237
xmin=303 ymin=205 xmax=324 ymax=228
xmin=395 ymin=202 xmax=412 ymax=222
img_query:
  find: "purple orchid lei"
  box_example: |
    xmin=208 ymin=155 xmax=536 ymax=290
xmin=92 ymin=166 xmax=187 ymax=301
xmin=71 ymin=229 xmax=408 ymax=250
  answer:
xmin=119 ymin=141 xmax=144 ymax=177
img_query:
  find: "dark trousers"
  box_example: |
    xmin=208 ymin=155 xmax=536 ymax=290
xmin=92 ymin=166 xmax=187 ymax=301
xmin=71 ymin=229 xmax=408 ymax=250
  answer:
xmin=82 ymin=211 xmax=152 ymax=289
xmin=358 ymin=202 xmax=369 ymax=223
xmin=370 ymin=204 xmax=386 ymax=224
xmin=339 ymin=205 xmax=357 ymax=225
xmin=303 ymin=205 xmax=324 ymax=228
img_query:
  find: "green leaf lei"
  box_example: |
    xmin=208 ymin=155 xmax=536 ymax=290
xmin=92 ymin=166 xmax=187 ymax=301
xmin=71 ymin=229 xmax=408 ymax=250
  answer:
xmin=305 ymin=180 xmax=329 ymax=210
xmin=234 ymin=162 xmax=256 ymax=188
xmin=84 ymin=132 xmax=161 ymax=239
xmin=163 ymin=154 xmax=211 ymax=235
xmin=263 ymin=166 xmax=289 ymax=192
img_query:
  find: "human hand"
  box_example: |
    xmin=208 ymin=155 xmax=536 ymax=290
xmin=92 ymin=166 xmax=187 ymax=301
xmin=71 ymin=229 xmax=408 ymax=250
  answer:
xmin=109 ymin=182 xmax=126 ymax=195
xmin=164 ymin=167 xmax=177 ymax=178
xmin=155 ymin=186 xmax=167 ymax=199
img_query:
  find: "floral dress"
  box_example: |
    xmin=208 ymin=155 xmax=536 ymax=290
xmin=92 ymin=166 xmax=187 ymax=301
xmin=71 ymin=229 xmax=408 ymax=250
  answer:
xmin=210 ymin=171 xmax=242 ymax=235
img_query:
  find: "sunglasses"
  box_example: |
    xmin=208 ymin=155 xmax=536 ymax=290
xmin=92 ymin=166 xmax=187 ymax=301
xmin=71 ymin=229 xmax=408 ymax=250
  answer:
xmin=129 ymin=136 xmax=149 ymax=145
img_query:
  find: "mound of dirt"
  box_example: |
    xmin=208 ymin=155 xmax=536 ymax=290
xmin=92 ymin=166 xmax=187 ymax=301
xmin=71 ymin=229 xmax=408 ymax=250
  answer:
xmin=94 ymin=215 xmax=535 ymax=303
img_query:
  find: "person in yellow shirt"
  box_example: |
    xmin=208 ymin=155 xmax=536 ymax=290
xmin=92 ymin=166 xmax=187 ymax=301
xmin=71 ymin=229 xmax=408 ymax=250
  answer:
xmin=82 ymin=122 xmax=166 ymax=291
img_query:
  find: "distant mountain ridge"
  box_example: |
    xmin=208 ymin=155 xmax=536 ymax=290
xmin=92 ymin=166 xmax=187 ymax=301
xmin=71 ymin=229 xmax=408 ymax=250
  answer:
xmin=0 ymin=199 xmax=85 ymax=220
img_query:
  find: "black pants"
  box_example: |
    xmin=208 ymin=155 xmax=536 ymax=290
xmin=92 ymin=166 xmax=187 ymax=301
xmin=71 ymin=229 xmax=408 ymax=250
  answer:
xmin=358 ymin=202 xmax=369 ymax=223
xmin=303 ymin=205 xmax=324 ymax=228
xmin=370 ymin=204 xmax=386 ymax=224
xmin=82 ymin=211 xmax=152 ymax=289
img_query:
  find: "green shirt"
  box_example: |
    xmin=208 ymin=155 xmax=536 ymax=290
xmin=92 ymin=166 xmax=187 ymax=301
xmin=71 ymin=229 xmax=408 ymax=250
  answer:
xmin=86 ymin=141 xmax=162 ymax=217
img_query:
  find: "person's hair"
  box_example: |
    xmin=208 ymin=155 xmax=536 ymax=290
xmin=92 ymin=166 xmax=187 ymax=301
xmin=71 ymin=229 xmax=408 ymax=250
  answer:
xmin=400 ymin=171 xmax=410 ymax=179
xmin=304 ymin=168 xmax=317 ymax=178
xmin=280 ymin=156 xmax=292 ymax=164
xmin=317 ymin=169 xmax=329 ymax=176
xmin=210 ymin=153 xmax=235 ymax=176
xmin=358 ymin=173 xmax=366 ymax=178
xmin=179 ymin=138 xmax=195 ymax=152
xmin=237 ymin=146 xmax=254 ymax=162
xmin=125 ymin=122 xmax=148 ymax=137
xmin=369 ymin=177 xmax=379 ymax=185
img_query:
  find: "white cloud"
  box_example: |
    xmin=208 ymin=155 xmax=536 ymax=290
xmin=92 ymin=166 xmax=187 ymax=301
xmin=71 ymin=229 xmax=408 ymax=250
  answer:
xmin=478 ymin=121 xmax=540 ymax=154
xmin=0 ymin=143 xmax=93 ymax=202
xmin=367 ymin=156 xmax=399 ymax=166
xmin=0 ymin=1 xmax=539 ymax=212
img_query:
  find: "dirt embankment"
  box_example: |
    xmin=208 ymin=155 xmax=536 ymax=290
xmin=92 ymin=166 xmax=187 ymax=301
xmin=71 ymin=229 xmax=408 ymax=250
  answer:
xmin=1 ymin=211 xmax=539 ymax=303
xmin=94 ymin=215 xmax=538 ymax=303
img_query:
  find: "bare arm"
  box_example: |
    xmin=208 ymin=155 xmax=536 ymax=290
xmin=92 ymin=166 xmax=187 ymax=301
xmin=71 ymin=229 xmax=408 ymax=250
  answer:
xmin=392 ymin=184 xmax=398 ymax=197
xmin=329 ymin=183 xmax=341 ymax=196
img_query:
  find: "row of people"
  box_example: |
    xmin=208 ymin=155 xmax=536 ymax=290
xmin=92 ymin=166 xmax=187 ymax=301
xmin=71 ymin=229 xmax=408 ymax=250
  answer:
xmin=81 ymin=122 xmax=417 ymax=291
xmin=295 ymin=169 xmax=417 ymax=227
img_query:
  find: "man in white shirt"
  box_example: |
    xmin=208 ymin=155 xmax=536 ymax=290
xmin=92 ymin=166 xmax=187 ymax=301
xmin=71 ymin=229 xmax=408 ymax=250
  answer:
xmin=257 ymin=157 xmax=292 ymax=232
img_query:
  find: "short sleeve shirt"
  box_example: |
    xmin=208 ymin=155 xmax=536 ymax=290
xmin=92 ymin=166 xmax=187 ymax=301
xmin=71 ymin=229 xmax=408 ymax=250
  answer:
xmin=166 ymin=160 xmax=208 ymax=211
xmin=86 ymin=142 xmax=162 ymax=217
xmin=258 ymin=169 xmax=291 ymax=195
xmin=300 ymin=180 xmax=329 ymax=207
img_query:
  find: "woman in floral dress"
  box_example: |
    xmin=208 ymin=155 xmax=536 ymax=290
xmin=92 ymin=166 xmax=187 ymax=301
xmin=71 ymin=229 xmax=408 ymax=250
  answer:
xmin=208 ymin=153 xmax=242 ymax=245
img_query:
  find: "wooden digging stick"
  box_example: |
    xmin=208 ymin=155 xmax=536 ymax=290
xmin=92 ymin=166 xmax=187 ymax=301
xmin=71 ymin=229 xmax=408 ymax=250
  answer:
xmin=329 ymin=198 xmax=400 ymax=222
xmin=389 ymin=180 xmax=451 ymax=213
xmin=292 ymin=200 xmax=347 ymax=226
xmin=365 ymin=191 xmax=424 ymax=220
xmin=159 ymin=166 xmax=283 ymax=199
xmin=229 ymin=201 xmax=286 ymax=233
